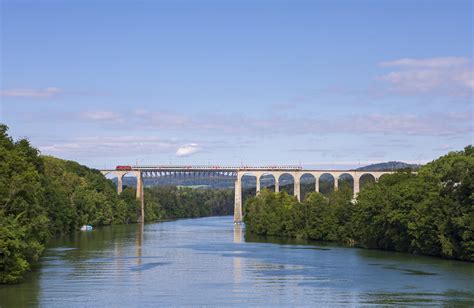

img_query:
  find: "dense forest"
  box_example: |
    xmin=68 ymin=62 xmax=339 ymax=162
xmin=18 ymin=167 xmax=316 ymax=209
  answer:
xmin=244 ymin=146 xmax=473 ymax=262
xmin=0 ymin=125 xmax=233 ymax=283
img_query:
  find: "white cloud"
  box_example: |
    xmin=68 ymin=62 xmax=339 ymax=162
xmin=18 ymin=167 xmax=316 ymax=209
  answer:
xmin=380 ymin=57 xmax=470 ymax=68
xmin=73 ymin=107 xmax=473 ymax=138
xmin=40 ymin=136 xmax=176 ymax=157
xmin=377 ymin=57 xmax=473 ymax=96
xmin=0 ymin=87 xmax=62 ymax=98
xmin=81 ymin=111 xmax=123 ymax=123
xmin=176 ymin=143 xmax=201 ymax=157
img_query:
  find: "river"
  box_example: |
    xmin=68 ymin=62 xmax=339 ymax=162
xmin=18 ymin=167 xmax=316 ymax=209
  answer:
xmin=1 ymin=216 xmax=473 ymax=307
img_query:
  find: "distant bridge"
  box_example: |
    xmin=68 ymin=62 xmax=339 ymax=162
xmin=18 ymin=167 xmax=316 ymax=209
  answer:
xmin=100 ymin=165 xmax=395 ymax=223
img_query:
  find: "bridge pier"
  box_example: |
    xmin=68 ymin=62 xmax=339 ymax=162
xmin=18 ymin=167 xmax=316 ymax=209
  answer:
xmin=256 ymin=176 xmax=261 ymax=195
xmin=353 ymin=178 xmax=360 ymax=199
xmin=234 ymin=178 xmax=243 ymax=223
xmin=294 ymin=179 xmax=301 ymax=201
xmin=315 ymin=176 xmax=319 ymax=193
xmin=117 ymin=175 xmax=123 ymax=194
xmin=334 ymin=176 xmax=339 ymax=191
xmin=136 ymin=172 xmax=145 ymax=223
xmin=275 ymin=180 xmax=279 ymax=193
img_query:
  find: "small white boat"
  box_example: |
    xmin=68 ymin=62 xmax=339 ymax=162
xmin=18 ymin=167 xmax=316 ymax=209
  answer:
xmin=80 ymin=225 xmax=93 ymax=231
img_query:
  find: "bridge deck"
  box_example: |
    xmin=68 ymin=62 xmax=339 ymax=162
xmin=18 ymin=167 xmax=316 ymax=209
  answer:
xmin=101 ymin=165 xmax=391 ymax=172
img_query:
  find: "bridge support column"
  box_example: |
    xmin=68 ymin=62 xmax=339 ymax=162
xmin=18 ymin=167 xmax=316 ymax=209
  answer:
xmin=275 ymin=180 xmax=279 ymax=193
xmin=353 ymin=178 xmax=360 ymax=199
xmin=136 ymin=172 xmax=145 ymax=223
xmin=117 ymin=175 xmax=123 ymax=194
xmin=294 ymin=179 xmax=301 ymax=201
xmin=334 ymin=176 xmax=339 ymax=191
xmin=315 ymin=177 xmax=319 ymax=193
xmin=256 ymin=176 xmax=261 ymax=195
xmin=234 ymin=178 xmax=242 ymax=223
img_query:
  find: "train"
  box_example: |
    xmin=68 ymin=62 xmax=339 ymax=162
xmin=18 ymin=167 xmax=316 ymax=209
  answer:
xmin=116 ymin=165 xmax=132 ymax=171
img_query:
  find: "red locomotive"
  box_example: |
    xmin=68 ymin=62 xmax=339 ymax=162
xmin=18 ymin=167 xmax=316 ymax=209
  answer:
xmin=116 ymin=165 xmax=132 ymax=171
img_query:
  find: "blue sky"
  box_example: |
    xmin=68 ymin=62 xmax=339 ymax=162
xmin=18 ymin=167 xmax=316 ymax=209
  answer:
xmin=1 ymin=0 xmax=473 ymax=169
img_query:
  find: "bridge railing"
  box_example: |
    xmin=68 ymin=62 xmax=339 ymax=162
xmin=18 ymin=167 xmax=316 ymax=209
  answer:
xmin=133 ymin=165 xmax=303 ymax=171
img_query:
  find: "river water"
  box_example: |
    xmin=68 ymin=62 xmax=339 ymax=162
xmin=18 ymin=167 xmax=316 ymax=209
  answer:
xmin=1 ymin=216 xmax=473 ymax=307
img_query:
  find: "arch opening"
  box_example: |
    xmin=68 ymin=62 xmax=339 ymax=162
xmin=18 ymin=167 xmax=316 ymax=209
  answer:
xmin=104 ymin=172 xmax=121 ymax=193
xmin=319 ymin=173 xmax=335 ymax=196
xmin=359 ymin=173 xmax=376 ymax=190
xmin=338 ymin=173 xmax=354 ymax=194
xmin=122 ymin=172 xmax=138 ymax=190
xmin=260 ymin=173 xmax=276 ymax=192
xmin=278 ymin=173 xmax=295 ymax=195
xmin=300 ymin=173 xmax=316 ymax=200
xmin=378 ymin=173 xmax=391 ymax=182
xmin=241 ymin=174 xmax=257 ymax=207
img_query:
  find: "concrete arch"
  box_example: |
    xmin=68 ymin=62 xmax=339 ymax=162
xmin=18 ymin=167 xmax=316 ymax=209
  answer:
xmin=278 ymin=172 xmax=295 ymax=182
xmin=101 ymin=171 xmax=128 ymax=194
xmin=122 ymin=171 xmax=140 ymax=194
xmin=240 ymin=173 xmax=257 ymax=211
xmin=338 ymin=173 xmax=354 ymax=194
xmin=278 ymin=172 xmax=295 ymax=195
xmin=238 ymin=171 xmax=258 ymax=181
xmin=359 ymin=173 xmax=376 ymax=191
xmin=100 ymin=170 xmax=144 ymax=223
xmin=300 ymin=173 xmax=316 ymax=200
xmin=319 ymin=173 xmax=336 ymax=195
xmin=240 ymin=172 xmax=259 ymax=189
xmin=259 ymin=173 xmax=277 ymax=192
xmin=299 ymin=172 xmax=316 ymax=182
xmin=104 ymin=172 xmax=123 ymax=194
xmin=377 ymin=173 xmax=391 ymax=182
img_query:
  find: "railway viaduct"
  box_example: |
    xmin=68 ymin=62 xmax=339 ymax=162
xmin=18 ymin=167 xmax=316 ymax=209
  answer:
xmin=100 ymin=166 xmax=394 ymax=223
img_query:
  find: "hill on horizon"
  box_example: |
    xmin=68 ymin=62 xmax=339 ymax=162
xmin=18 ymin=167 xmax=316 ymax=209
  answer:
xmin=356 ymin=161 xmax=421 ymax=171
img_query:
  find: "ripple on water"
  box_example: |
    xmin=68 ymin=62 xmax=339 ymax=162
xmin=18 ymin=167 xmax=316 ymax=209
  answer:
xmin=130 ymin=262 xmax=171 ymax=272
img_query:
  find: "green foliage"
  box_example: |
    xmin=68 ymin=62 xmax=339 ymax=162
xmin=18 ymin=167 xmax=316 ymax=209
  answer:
xmin=244 ymin=189 xmax=299 ymax=236
xmin=0 ymin=213 xmax=41 ymax=283
xmin=0 ymin=125 xmax=49 ymax=283
xmin=244 ymin=146 xmax=473 ymax=262
xmin=145 ymin=186 xmax=233 ymax=221
xmin=0 ymin=125 xmax=140 ymax=283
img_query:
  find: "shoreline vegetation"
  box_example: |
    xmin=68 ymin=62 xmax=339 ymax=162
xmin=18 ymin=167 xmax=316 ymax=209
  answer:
xmin=0 ymin=125 xmax=233 ymax=283
xmin=244 ymin=146 xmax=473 ymax=262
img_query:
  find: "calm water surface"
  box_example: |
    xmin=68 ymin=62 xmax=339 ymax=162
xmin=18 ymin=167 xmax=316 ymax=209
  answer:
xmin=1 ymin=216 xmax=473 ymax=307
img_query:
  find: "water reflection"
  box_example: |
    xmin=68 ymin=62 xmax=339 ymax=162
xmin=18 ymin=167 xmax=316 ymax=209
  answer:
xmin=233 ymin=223 xmax=243 ymax=285
xmin=233 ymin=223 xmax=242 ymax=244
xmin=1 ymin=216 xmax=473 ymax=307
xmin=135 ymin=222 xmax=144 ymax=265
